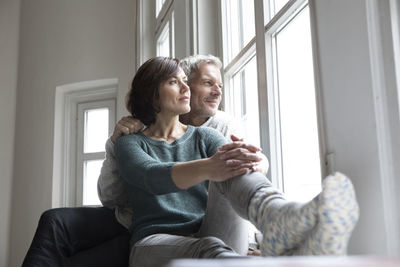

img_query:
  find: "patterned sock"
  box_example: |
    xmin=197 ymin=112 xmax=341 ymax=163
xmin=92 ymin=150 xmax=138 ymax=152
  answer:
xmin=248 ymin=187 xmax=317 ymax=255
xmin=294 ymin=172 xmax=359 ymax=255
xmin=248 ymin=172 xmax=359 ymax=256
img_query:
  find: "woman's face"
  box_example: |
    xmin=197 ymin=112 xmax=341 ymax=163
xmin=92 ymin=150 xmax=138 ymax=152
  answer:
xmin=157 ymin=67 xmax=191 ymax=116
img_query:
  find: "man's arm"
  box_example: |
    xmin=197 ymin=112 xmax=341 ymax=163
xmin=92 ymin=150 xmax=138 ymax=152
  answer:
xmin=97 ymin=116 xmax=144 ymax=208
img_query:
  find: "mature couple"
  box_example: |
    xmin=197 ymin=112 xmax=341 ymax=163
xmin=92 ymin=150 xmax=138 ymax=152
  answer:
xmin=99 ymin=55 xmax=359 ymax=266
xmin=23 ymin=54 xmax=359 ymax=267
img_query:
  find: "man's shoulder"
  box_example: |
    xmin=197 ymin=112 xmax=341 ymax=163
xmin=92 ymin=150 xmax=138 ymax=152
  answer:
xmin=205 ymin=110 xmax=235 ymax=126
xmin=203 ymin=110 xmax=240 ymax=138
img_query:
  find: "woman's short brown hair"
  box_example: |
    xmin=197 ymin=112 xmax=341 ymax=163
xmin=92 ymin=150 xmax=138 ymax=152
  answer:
xmin=126 ymin=57 xmax=180 ymax=125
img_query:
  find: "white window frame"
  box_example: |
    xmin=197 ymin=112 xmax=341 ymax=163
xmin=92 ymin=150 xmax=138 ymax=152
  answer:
xmin=155 ymin=0 xmax=175 ymax=57
xmin=221 ymin=0 xmax=326 ymax=191
xmin=265 ymin=0 xmax=324 ymax=190
xmin=52 ymin=78 xmax=117 ymax=207
xmin=76 ymin=99 xmax=115 ymax=206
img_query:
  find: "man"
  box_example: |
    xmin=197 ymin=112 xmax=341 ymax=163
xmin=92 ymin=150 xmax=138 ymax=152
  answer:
xmin=98 ymin=55 xmax=267 ymax=255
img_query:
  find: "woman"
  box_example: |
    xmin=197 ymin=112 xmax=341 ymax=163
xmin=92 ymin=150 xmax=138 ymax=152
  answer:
xmin=115 ymin=57 xmax=359 ymax=267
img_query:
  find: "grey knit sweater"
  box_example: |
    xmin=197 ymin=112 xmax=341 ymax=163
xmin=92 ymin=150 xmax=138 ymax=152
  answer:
xmin=114 ymin=125 xmax=226 ymax=245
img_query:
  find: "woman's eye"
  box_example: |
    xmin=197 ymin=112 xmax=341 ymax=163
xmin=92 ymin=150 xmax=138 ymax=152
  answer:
xmin=169 ymin=80 xmax=177 ymax=84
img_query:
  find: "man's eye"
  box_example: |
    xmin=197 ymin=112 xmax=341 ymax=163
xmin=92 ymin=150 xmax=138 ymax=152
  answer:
xmin=183 ymin=80 xmax=188 ymax=84
xmin=169 ymin=80 xmax=177 ymax=84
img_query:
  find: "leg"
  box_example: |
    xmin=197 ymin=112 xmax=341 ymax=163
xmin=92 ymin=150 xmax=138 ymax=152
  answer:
xmin=22 ymin=207 xmax=130 ymax=267
xmin=215 ymin=171 xmax=359 ymax=256
xmin=68 ymin=234 xmax=130 ymax=267
xmin=129 ymin=234 xmax=240 ymax=267
xmin=196 ymin=181 xmax=249 ymax=255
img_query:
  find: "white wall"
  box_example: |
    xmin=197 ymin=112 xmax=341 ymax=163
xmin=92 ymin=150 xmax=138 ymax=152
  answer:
xmin=0 ymin=0 xmax=20 ymax=266
xmin=313 ymin=0 xmax=400 ymax=256
xmin=9 ymin=0 xmax=135 ymax=266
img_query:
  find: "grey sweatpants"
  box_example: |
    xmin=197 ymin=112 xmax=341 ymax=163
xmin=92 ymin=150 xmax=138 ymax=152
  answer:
xmin=129 ymin=171 xmax=278 ymax=267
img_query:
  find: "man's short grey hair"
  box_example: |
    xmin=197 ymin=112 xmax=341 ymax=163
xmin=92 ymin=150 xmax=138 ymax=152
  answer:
xmin=180 ymin=55 xmax=222 ymax=83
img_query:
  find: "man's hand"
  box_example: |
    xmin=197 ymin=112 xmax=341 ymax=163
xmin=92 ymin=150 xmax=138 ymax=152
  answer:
xmin=111 ymin=116 xmax=144 ymax=143
xmin=251 ymin=152 xmax=269 ymax=175
xmin=218 ymin=134 xmax=270 ymax=175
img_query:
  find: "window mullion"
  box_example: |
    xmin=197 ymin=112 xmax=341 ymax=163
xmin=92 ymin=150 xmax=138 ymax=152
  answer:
xmin=254 ymin=0 xmax=273 ymax=181
xmin=83 ymin=152 xmax=106 ymax=161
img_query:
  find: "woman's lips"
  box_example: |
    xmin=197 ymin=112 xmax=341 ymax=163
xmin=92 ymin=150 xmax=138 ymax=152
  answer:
xmin=179 ymin=96 xmax=190 ymax=101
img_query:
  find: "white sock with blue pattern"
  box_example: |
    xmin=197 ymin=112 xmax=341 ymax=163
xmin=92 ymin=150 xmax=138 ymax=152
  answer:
xmin=248 ymin=172 xmax=359 ymax=256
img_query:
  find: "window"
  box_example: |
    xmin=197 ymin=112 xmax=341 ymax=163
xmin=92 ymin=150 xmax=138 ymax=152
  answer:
xmin=156 ymin=0 xmax=166 ymax=17
xmin=155 ymin=0 xmax=174 ymax=57
xmin=271 ymin=5 xmax=321 ymax=202
xmin=76 ymin=100 xmax=115 ymax=206
xmin=229 ymin=56 xmax=260 ymax=147
xmin=222 ymin=0 xmax=259 ymax=147
xmin=52 ymin=79 xmax=117 ymax=207
xmin=223 ymin=0 xmax=255 ymax=62
xmin=222 ymin=0 xmax=322 ymax=202
xmin=157 ymin=22 xmax=170 ymax=57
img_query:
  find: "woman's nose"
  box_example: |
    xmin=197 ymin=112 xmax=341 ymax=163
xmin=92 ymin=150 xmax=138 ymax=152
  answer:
xmin=180 ymin=80 xmax=190 ymax=92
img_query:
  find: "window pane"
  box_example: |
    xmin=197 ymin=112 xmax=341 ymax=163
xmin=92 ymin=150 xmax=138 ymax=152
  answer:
xmin=225 ymin=0 xmax=255 ymax=61
xmin=156 ymin=0 xmax=165 ymax=17
xmin=231 ymin=56 xmax=260 ymax=147
xmin=274 ymin=6 xmax=321 ymax=202
xmin=84 ymin=108 xmax=109 ymax=153
xmin=264 ymin=0 xmax=290 ymax=23
xmin=83 ymin=160 xmax=102 ymax=206
xmin=157 ymin=22 xmax=170 ymax=57
xmin=274 ymin=0 xmax=290 ymax=14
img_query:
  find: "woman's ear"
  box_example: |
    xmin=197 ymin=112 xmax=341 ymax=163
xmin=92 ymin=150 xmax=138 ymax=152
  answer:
xmin=152 ymin=90 xmax=161 ymax=113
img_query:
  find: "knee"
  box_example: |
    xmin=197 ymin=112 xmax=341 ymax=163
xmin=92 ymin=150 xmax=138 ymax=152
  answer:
xmin=39 ymin=209 xmax=65 ymax=227
xmin=39 ymin=209 xmax=58 ymax=226
xmin=196 ymin=236 xmax=234 ymax=258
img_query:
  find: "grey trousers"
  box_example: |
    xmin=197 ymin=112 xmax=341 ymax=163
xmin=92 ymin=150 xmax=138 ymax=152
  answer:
xmin=129 ymin=171 xmax=273 ymax=267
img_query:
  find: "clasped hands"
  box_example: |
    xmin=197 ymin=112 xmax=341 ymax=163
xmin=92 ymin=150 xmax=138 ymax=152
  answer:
xmin=207 ymin=134 xmax=269 ymax=182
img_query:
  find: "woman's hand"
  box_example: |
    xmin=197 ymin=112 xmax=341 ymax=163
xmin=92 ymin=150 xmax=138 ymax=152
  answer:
xmin=111 ymin=116 xmax=145 ymax=143
xmin=205 ymin=150 xmax=255 ymax=182
xmin=218 ymin=134 xmax=270 ymax=175
xmin=171 ymin=134 xmax=269 ymax=190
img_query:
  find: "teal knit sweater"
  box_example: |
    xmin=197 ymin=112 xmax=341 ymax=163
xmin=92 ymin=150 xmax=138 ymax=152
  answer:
xmin=114 ymin=125 xmax=227 ymax=245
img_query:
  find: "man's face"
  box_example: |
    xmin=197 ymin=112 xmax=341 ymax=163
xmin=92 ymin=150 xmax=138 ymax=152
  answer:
xmin=188 ymin=63 xmax=223 ymax=118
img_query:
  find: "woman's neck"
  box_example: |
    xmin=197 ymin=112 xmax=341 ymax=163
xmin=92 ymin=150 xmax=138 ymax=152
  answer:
xmin=143 ymin=115 xmax=188 ymax=143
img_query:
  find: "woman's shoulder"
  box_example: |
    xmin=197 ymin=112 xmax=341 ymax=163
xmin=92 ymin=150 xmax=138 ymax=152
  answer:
xmin=192 ymin=126 xmax=226 ymax=147
xmin=115 ymin=133 xmax=145 ymax=148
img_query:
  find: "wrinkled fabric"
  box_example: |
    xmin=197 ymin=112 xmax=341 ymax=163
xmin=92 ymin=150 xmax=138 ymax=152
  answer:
xmin=22 ymin=207 xmax=130 ymax=267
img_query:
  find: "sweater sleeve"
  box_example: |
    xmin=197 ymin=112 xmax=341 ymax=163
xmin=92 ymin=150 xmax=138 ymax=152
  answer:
xmin=114 ymin=135 xmax=181 ymax=195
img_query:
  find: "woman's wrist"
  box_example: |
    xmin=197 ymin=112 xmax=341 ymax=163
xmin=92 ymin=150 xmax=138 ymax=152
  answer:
xmin=171 ymin=159 xmax=209 ymax=189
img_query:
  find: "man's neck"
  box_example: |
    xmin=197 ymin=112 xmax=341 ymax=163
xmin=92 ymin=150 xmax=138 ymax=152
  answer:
xmin=180 ymin=113 xmax=209 ymax=126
